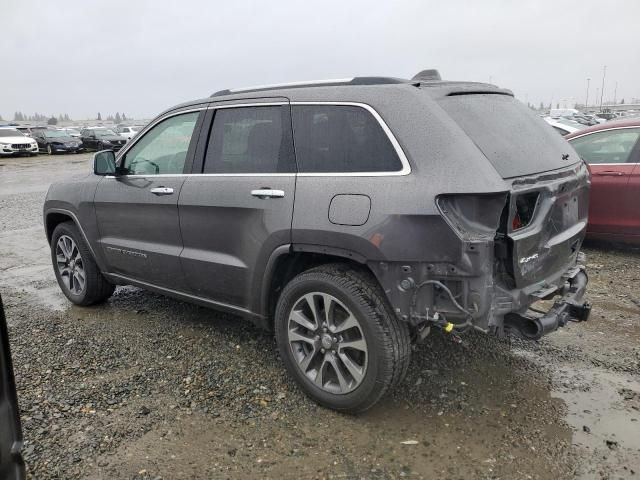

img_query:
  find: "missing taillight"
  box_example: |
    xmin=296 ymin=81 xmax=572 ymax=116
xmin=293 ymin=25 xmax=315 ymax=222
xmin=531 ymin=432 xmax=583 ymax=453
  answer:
xmin=512 ymin=192 xmax=539 ymax=231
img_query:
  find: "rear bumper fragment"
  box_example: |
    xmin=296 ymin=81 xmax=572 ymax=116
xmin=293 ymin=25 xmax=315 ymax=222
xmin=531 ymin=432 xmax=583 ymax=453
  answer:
xmin=504 ymin=267 xmax=590 ymax=340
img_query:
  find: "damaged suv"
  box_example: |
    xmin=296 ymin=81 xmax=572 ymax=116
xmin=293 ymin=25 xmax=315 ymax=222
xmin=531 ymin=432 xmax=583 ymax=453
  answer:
xmin=43 ymin=70 xmax=591 ymax=412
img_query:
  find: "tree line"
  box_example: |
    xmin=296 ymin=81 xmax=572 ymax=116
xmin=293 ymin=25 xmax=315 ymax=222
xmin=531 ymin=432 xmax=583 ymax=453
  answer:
xmin=9 ymin=112 xmax=130 ymax=123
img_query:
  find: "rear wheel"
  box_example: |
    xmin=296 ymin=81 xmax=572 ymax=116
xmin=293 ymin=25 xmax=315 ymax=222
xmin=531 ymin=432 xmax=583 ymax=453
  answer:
xmin=275 ymin=264 xmax=411 ymax=413
xmin=47 ymin=144 xmax=53 ymax=155
xmin=51 ymin=222 xmax=115 ymax=305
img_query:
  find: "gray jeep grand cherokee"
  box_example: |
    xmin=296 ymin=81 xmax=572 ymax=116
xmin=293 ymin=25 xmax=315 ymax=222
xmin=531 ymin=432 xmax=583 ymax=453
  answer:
xmin=43 ymin=70 xmax=591 ymax=412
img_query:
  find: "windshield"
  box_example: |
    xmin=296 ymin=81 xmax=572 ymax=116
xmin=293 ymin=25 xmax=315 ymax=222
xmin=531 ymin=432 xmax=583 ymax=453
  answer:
xmin=43 ymin=130 xmax=68 ymax=138
xmin=65 ymin=129 xmax=80 ymax=135
xmin=0 ymin=129 xmax=22 ymax=138
xmin=437 ymin=93 xmax=580 ymax=178
xmin=94 ymin=129 xmax=117 ymax=137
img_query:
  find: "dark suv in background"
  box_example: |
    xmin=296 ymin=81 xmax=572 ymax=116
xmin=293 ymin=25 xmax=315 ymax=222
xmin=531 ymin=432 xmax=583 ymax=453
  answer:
xmin=43 ymin=70 xmax=591 ymax=412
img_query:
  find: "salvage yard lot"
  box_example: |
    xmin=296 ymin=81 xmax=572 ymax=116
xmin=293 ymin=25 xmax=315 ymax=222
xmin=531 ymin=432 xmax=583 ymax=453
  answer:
xmin=1 ymin=153 xmax=639 ymax=479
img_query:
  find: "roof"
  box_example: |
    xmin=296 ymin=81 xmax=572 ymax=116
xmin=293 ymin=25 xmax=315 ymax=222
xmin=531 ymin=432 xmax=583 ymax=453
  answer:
xmin=564 ymin=118 xmax=640 ymax=139
xmin=158 ymin=70 xmax=514 ymax=118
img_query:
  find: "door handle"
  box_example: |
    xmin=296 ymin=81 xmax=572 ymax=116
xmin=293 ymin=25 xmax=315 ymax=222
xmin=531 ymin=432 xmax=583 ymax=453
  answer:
xmin=593 ymin=171 xmax=624 ymax=176
xmin=150 ymin=187 xmax=174 ymax=195
xmin=251 ymin=189 xmax=285 ymax=199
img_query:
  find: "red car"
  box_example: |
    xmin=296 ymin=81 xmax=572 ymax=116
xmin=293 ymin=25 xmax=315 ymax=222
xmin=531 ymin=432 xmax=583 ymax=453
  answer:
xmin=566 ymin=119 xmax=640 ymax=244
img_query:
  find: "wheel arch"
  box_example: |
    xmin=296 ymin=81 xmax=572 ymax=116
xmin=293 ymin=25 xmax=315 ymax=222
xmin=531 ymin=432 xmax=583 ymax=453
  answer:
xmin=258 ymin=245 xmax=382 ymax=330
xmin=44 ymin=209 xmax=101 ymax=267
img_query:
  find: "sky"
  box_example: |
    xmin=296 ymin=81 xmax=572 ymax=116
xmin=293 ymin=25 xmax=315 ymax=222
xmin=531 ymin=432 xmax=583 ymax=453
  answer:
xmin=1 ymin=0 xmax=639 ymax=120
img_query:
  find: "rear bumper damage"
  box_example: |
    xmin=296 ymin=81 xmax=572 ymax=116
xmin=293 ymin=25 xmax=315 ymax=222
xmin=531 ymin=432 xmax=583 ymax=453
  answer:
xmin=503 ymin=266 xmax=590 ymax=340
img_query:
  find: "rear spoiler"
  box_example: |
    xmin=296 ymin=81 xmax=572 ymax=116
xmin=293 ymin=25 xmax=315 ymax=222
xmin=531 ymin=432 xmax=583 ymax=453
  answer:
xmin=0 ymin=294 xmax=25 ymax=480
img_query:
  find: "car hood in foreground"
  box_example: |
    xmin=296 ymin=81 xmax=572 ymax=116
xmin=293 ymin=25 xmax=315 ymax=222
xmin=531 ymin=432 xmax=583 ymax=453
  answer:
xmin=0 ymin=136 xmax=35 ymax=144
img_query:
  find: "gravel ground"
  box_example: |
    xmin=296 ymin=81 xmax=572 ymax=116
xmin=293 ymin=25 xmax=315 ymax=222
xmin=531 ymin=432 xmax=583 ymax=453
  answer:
xmin=1 ymin=153 xmax=638 ymax=479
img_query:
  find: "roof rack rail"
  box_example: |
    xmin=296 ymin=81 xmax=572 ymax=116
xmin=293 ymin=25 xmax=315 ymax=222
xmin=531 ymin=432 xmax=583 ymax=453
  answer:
xmin=210 ymin=77 xmax=409 ymax=97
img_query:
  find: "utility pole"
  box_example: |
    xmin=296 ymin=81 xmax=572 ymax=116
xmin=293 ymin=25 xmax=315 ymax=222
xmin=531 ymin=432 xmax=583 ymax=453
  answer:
xmin=585 ymin=78 xmax=590 ymax=108
xmin=613 ymin=81 xmax=618 ymax=104
xmin=599 ymin=65 xmax=606 ymax=111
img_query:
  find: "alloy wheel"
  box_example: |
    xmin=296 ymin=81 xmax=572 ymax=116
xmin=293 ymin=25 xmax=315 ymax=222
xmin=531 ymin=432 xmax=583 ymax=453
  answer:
xmin=287 ymin=292 xmax=368 ymax=394
xmin=55 ymin=235 xmax=86 ymax=295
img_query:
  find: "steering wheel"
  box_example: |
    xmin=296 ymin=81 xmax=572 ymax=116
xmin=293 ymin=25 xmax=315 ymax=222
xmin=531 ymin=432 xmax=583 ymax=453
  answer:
xmin=128 ymin=158 xmax=160 ymax=175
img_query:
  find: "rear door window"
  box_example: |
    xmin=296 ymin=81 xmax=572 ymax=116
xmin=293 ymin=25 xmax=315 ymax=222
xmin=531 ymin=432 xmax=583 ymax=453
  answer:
xmin=438 ymin=93 xmax=579 ymax=178
xmin=291 ymin=105 xmax=403 ymax=173
xmin=203 ymin=106 xmax=295 ymax=174
xmin=570 ymin=128 xmax=640 ymax=164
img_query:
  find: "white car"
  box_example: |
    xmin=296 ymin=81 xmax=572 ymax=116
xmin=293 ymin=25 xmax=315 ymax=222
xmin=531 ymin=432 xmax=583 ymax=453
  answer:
xmin=114 ymin=125 xmax=141 ymax=141
xmin=543 ymin=117 xmax=582 ymax=136
xmin=0 ymin=128 xmax=39 ymax=156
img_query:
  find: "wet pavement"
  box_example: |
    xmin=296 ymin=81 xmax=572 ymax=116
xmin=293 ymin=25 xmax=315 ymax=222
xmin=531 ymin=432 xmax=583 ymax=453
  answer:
xmin=0 ymin=153 xmax=638 ymax=479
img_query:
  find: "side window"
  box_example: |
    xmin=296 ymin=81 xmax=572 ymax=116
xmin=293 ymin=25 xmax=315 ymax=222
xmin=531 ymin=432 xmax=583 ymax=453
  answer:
xmin=571 ymin=128 xmax=640 ymax=164
xmin=203 ymin=106 xmax=295 ymax=174
xmin=122 ymin=111 xmax=199 ymax=175
xmin=291 ymin=105 xmax=402 ymax=173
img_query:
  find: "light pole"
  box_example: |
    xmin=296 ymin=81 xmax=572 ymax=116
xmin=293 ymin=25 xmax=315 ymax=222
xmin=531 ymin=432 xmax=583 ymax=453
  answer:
xmin=585 ymin=78 xmax=590 ymax=108
xmin=613 ymin=81 xmax=618 ymax=104
xmin=599 ymin=65 xmax=606 ymax=111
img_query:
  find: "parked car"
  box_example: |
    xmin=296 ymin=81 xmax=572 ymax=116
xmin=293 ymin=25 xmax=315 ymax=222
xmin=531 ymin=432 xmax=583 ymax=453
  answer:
xmin=543 ymin=117 xmax=582 ymax=135
xmin=44 ymin=71 xmax=591 ymax=412
xmin=114 ymin=125 xmax=142 ymax=140
xmin=0 ymin=294 xmax=26 ymax=480
xmin=566 ymin=119 xmax=640 ymax=244
xmin=58 ymin=128 xmax=82 ymax=138
xmin=80 ymin=128 xmax=126 ymax=151
xmin=595 ymin=112 xmax=618 ymax=121
xmin=32 ymin=129 xmax=83 ymax=154
xmin=0 ymin=128 xmax=38 ymax=156
xmin=14 ymin=126 xmax=36 ymax=137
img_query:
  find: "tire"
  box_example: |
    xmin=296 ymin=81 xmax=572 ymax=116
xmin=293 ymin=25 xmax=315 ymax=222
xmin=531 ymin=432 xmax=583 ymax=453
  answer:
xmin=47 ymin=144 xmax=53 ymax=155
xmin=275 ymin=263 xmax=411 ymax=413
xmin=50 ymin=221 xmax=115 ymax=306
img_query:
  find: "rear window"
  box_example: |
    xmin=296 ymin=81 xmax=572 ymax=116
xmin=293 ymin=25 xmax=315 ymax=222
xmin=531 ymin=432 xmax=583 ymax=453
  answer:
xmin=291 ymin=105 xmax=402 ymax=173
xmin=438 ymin=94 xmax=578 ymax=178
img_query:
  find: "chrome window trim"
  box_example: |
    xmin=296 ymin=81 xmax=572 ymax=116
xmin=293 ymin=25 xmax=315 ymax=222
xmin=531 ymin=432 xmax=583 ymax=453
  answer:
xmin=115 ymin=101 xmax=411 ymax=178
xmin=289 ymin=101 xmax=411 ymax=177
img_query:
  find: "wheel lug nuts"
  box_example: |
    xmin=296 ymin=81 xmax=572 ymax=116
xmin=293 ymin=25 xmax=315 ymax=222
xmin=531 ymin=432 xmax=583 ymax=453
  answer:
xmin=320 ymin=348 xmax=325 ymax=353
xmin=332 ymin=337 xmax=337 ymax=343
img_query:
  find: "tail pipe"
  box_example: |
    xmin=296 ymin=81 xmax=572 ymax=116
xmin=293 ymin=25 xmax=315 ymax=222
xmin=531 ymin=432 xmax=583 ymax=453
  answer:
xmin=504 ymin=269 xmax=590 ymax=340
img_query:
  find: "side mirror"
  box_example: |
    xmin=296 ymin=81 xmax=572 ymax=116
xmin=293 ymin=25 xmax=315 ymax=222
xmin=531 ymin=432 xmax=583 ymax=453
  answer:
xmin=93 ymin=150 xmax=116 ymax=176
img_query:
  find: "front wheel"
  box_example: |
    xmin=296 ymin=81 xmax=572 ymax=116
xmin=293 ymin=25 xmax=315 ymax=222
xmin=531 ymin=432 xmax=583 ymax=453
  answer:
xmin=275 ymin=264 xmax=411 ymax=413
xmin=51 ymin=222 xmax=115 ymax=305
xmin=47 ymin=144 xmax=53 ymax=155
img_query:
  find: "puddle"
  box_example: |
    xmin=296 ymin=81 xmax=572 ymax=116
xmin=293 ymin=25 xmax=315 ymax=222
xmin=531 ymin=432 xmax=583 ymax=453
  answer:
xmin=515 ymin=348 xmax=640 ymax=478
